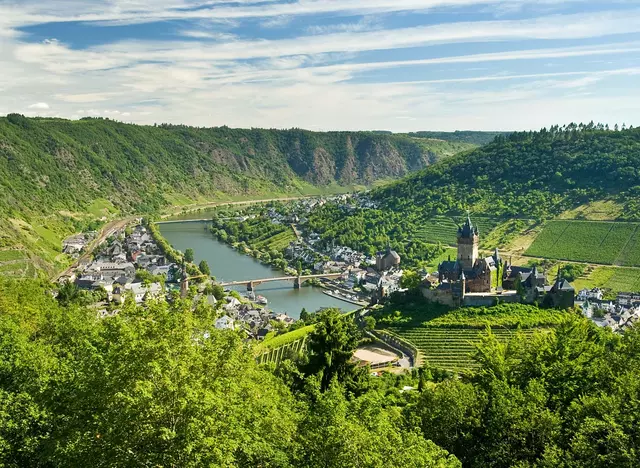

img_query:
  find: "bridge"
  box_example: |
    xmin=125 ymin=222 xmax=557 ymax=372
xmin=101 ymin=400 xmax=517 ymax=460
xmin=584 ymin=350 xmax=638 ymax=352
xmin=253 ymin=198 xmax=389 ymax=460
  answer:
xmin=219 ymin=272 xmax=345 ymax=291
xmin=156 ymin=219 xmax=211 ymax=224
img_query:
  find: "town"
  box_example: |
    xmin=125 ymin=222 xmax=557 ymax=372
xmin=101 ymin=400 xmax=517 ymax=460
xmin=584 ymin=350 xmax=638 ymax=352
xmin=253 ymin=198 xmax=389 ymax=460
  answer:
xmin=58 ymin=195 xmax=640 ymax=337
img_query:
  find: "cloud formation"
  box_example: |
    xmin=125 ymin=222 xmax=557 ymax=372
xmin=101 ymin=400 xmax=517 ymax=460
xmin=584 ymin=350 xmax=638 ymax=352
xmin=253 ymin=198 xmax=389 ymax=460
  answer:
xmin=28 ymin=102 xmax=50 ymax=110
xmin=1 ymin=0 xmax=639 ymax=130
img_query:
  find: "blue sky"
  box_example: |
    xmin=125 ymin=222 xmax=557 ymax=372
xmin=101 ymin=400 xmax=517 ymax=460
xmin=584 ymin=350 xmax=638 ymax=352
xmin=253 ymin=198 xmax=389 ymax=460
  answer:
xmin=1 ymin=0 xmax=639 ymax=131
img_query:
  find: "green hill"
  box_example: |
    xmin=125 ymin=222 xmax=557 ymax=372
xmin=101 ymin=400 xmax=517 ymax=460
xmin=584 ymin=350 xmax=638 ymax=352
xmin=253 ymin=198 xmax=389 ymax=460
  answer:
xmin=380 ymin=124 xmax=640 ymax=220
xmin=0 ymin=114 xmax=475 ymax=274
xmin=405 ymin=130 xmax=508 ymax=145
xmin=303 ymin=125 xmax=640 ymax=267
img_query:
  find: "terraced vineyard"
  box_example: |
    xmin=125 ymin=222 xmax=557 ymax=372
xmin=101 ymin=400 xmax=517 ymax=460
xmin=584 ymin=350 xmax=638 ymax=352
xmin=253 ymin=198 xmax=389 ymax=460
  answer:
xmin=413 ymin=215 xmax=501 ymax=246
xmin=573 ymin=266 xmax=640 ymax=294
xmin=389 ymin=327 xmax=539 ymax=372
xmin=526 ymin=220 xmax=640 ymax=266
xmin=0 ymin=249 xmax=35 ymax=278
xmin=253 ymin=229 xmax=297 ymax=251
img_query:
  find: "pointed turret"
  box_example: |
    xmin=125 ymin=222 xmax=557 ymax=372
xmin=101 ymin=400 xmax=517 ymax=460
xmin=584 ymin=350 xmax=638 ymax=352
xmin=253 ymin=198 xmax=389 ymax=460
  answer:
xmin=456 ymin=212 xmax=479 ymax=270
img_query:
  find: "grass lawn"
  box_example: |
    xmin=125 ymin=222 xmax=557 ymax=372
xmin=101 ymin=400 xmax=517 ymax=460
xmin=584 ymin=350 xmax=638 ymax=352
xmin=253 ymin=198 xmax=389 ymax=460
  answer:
xmin=558 ymin=200 xmax=624 ymax=221
xmin=424 ymin=247 xmax=458 ymax=271
xmin=86 ymin=198 xmax=119 ymax=218
xmin=260 ymin=325 xmax=315 ymax=350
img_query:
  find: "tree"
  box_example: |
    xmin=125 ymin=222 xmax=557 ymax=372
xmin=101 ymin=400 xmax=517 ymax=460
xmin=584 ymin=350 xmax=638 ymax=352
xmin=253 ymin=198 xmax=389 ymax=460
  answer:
xmin=184 ymin=248 xmax=195 ymax=263
xmin=364 ymin=316 xmax=376 ymax=331
xmin=0 ymin=280 xmax=300 ymax=466
xmin=210 ymin=284 xmax=225 ymax=300
xmin=56 ymin=280 xmax=81 ymax=306
xmin=296 ymin=382 xmax=461 ymax=467
xmin=400 ymin=270 xmax=422 ymax=290
xmin=198 ymin=260 xmax=210 ymax=276
xmin=302 ymin=308 xmax=366 ymax=393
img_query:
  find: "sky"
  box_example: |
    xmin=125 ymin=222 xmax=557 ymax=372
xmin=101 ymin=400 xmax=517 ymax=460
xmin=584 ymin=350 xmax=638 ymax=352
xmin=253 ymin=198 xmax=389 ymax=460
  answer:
xmin=1 ymin=0 xmax=639 ymax=131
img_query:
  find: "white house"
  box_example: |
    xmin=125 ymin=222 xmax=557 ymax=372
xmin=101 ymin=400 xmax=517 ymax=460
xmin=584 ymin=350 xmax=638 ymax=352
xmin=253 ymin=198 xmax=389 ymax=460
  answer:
xmin=215 ymin=315 xmax=235 ymax=330
xmin=128 ymin=282 xmax=163 ymax=303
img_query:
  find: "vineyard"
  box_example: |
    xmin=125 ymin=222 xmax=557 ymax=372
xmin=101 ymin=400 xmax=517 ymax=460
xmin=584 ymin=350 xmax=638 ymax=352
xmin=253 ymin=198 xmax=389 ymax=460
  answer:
xmin=413 ymin=215 xmax=501 ymax=246
xmin=573 ymin=266 xmax=640 ymax=294
xmin=252 ymin=229 xmax=297 ymax=251
xmin=0 ymin=249 xmax=34 ymax=278
xmin=376 ymin=303 xmax=571 ymax=372
xmin=388 ymin=327 xmax=541 ymax=372
xmin=526 ymin=220 xmax=640 ymax=266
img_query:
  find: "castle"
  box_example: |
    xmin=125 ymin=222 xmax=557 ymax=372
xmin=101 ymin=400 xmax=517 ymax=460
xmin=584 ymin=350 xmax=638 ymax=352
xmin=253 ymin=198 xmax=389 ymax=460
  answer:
xmin=422 ymin=215 xmax=575 ymax=308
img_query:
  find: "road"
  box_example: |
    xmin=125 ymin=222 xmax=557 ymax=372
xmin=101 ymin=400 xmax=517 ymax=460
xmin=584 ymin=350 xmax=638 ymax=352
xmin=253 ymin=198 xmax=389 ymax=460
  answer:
xmin=53 ymin=217 xmax=135 ymax=281
xmin=159 ymin=195 xmax=318 ymax=219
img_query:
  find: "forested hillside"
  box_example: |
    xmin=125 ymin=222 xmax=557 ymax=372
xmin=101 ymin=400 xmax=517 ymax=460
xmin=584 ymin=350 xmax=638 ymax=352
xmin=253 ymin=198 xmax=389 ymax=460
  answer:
xmin=304 ymin=125 xmax=640 ymax=266
xmin=2 ymin=279 xmax=640 ymax=467
xmin=0 ymin=114 xmax=474 ymax=274
xmin=0 ymin=114 xmax=474 ymax=217
xmin=381 ymin=124 xmax=640 ymax=220
xmin=405 ymin=130 xmax=507 ymax=145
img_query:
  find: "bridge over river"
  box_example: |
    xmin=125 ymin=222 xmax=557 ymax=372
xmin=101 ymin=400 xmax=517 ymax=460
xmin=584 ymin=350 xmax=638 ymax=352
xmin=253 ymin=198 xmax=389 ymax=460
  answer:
xmin=219 ymin=273 xmax=344 ymax=291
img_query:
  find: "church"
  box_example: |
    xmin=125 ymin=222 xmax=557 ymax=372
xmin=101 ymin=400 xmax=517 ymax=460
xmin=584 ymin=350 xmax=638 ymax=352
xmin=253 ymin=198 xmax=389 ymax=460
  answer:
xmin=422 ymin=215 xmax=575 ymax=308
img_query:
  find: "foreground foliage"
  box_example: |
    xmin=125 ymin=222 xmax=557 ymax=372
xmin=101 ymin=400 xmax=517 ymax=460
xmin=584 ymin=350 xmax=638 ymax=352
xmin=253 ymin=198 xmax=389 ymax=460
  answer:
xmin=0 ymin=282 xmax=457 ymax=467
xmin=408 ymin=320 xmax=640 ymax=468
xmin=2 ymin=279 xmax=640 ymax=467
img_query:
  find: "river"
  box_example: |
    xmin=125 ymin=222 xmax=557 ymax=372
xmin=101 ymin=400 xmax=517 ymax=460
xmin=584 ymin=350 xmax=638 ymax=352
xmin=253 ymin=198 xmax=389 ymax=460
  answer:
xmin=158 ymin=221 xmax=354 ymax=319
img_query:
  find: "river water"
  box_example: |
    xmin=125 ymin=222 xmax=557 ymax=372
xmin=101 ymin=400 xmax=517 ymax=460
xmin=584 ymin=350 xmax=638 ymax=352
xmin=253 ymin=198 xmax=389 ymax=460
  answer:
xmin=158 ymin=221 xmax=353 ymax=319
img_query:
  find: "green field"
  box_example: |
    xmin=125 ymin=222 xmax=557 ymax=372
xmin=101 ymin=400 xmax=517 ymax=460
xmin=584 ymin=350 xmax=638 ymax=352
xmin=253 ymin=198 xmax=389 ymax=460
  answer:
xmin=424 ymin=247 xmax=458 ymax=270
xmin=389 ymin=327 xmax=539 ymax=372
xmin=0 ymin=261 xmax=29 ymax=276
xmin=573 ymin=266 xmax=640 ymax=294
xmin=413 ymin=215 xmax=501 ymax=246
xmin=526 ymin=220 xmax=640 ymax=266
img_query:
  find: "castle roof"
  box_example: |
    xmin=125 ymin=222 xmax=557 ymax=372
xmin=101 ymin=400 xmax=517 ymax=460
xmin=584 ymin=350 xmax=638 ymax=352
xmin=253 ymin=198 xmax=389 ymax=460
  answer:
xmin=458 ymin=214 xmax=479 ymax=238
xmin=438 ymin=260 xmax=457 ymax=273
xmin=552 ymin=278 xmax=575 ymax=293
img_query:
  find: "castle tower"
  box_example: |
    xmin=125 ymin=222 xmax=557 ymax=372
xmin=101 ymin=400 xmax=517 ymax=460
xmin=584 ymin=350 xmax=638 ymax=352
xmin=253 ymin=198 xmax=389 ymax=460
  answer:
xmin=457 ymin=214 xmax=479 ymax=270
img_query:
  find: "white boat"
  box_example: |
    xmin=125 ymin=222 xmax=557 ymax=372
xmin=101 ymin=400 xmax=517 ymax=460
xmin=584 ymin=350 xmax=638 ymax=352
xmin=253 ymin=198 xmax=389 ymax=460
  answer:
xmin=256 ymin=295 xmax=268 ymax=305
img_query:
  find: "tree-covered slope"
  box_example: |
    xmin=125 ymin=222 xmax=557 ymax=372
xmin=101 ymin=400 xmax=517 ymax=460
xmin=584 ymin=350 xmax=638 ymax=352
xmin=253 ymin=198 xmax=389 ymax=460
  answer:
xmin=0 ymin=114 xmax=474 ymax=219
xmin=302 ymin=125 xmax=640 ymax=267
xmin=405 ymin=130 xmax=508 ymax=145
xmin=380 ymin=125 xmax=640 ymax=220
xmin=0 ymin=114 xmax=475 ymax=274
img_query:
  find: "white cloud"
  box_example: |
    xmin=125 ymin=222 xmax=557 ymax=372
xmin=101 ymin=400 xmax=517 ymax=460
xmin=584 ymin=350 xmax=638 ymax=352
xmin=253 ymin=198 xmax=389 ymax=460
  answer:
xmin=1 ymin=2 xmax=639 ymax=131
xmin=178 ymin=30 xmax=237 ymax=40
xmin=28 ymin=102 xmax=50 ymax=109
xmin=0 ymin=0 xmax=594 ymax=28
xmin=261 ymin=15 xmax=293 ymax=29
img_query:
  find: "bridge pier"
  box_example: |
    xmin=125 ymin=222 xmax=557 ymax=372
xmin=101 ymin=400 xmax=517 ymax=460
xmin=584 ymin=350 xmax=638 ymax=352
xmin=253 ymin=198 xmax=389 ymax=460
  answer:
xmin=294 ymin=275 xmax=302 ymax=289
xmin=247 ymin=281 xmax=255 ymax=292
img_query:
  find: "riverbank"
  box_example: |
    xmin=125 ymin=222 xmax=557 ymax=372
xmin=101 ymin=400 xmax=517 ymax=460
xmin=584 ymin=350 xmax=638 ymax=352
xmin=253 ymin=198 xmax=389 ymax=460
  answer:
xmin=158 ymin=222 xmax=354 ymax=318
xmin=322 ymin=289 xmax=369 ymax=307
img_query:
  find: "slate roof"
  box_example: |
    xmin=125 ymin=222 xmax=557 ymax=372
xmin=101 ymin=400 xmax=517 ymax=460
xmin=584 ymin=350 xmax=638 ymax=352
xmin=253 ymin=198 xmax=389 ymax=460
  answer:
xmin=552 ymin=279 xmax=575 ymax=292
